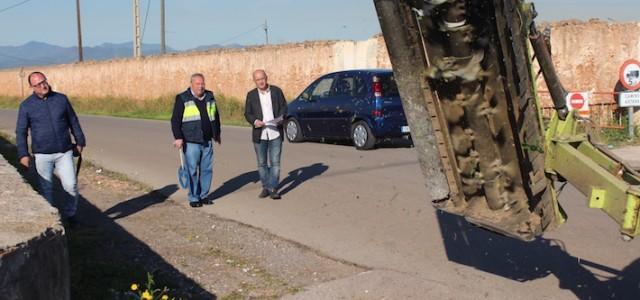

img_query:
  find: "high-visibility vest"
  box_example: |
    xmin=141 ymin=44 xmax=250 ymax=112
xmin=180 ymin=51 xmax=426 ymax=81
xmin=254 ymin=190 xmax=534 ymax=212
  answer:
xmin=179 ymin=90 xmax=218 ymax=143
xmin=182 ymin=98 xmax=216 ymax=122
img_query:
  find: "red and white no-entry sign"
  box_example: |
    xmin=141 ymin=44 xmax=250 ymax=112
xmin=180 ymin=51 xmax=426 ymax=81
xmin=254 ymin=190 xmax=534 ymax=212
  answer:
xmin=619 ymin=59 xmax=640 ymax=91
xmin=566 ymin=92 xmax=590 ymax=117
xmin=569 ymin=93 xmax=585 ymax=109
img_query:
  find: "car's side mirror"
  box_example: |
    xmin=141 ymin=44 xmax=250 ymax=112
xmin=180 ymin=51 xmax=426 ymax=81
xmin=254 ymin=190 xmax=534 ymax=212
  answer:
xmin=301 ymin=92 xmax=310 ymax=101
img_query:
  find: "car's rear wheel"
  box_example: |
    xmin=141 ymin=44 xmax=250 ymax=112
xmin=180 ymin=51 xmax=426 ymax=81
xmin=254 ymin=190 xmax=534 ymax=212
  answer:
xmin=352 ymin=121 xmax=376 ymax=150
xmin=285 ymin=118 xmax=304 ymax=143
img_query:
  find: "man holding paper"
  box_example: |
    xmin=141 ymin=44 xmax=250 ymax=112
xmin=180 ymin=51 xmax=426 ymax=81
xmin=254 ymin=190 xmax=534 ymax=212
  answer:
xmin=244 ymin=69 xmax=288 ymax=199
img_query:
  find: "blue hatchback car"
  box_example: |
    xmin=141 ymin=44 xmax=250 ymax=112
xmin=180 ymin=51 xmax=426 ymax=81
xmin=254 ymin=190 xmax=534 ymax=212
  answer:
xmin=284 ymin=69 xmax=410 ymax=150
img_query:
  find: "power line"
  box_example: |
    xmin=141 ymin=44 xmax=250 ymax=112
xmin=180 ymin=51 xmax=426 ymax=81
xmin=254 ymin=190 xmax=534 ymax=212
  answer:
xmin=141 ymin=0 xmax=152 ymax=42
xmin=0 ymin=0 xmax=32 ymax=14
xmin=217 ymin=24 xmax=263 ymax=45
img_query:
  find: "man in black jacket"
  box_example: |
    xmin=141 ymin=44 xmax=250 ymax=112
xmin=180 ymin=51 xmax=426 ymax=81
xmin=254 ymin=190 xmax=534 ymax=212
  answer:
xmin=244 ymin=69 xmax=288 ymax=199
xmin=171 ymin=73 xmax=221 ymax=207
xmin=16 ymin=71 xmax=86 ymax=225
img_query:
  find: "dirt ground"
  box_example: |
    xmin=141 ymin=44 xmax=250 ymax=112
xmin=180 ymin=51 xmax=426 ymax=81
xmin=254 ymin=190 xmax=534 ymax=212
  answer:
xmin=66 ymin=161 xmax=367 ymax=299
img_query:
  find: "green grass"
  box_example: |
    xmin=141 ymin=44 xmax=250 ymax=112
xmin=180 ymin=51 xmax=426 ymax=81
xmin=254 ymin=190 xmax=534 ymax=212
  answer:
xmin=0 ymin=95 xmax=21 ymax=109
xmin=0 ymin=94 xmax=249 ymax=126
xmin=599 ymin=127 xmax=632 ymax=146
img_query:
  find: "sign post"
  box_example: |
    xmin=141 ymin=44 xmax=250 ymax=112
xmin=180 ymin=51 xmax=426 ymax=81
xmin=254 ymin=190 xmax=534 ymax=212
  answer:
xmin=619 ymin=59 xmax=640 ymax=140
xmin=630 ymin=107 xmax=634 ymax=139
xmin=619 ymin=91 xmax=640 ymax=139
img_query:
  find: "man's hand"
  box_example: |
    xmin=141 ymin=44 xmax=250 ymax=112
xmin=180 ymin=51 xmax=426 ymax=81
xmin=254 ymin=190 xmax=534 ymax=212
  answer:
xmin=215 ymin=137 xmax=222 ymax=145
xmin=254 ymin=120 xmax=265 ymax=128
xmin=75 ymin=145 xmax=83 ymax=154
xmin=19 ymin=156 xmax=30 ymax=169
xmin=173 ymin=139 xmax=184 ymax=149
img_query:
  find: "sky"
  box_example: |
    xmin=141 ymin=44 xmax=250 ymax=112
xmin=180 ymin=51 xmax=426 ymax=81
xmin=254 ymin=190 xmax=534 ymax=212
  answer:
xmin=0 ymin=0 xmax=638 ymax=50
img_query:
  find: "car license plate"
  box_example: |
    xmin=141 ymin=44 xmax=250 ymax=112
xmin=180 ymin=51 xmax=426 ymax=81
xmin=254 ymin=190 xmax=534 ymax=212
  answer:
xmin=401 ymin=126 xmax=410 ymax=133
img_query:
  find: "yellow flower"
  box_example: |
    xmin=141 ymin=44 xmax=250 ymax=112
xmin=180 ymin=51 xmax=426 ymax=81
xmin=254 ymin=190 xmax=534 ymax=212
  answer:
xmin=161 ymin=295 xmax=169 ymax=300
xmin=142 ymin=290 xmax=153 ymax=300
xmin=130 ymin=283 xmax=138 ymax=291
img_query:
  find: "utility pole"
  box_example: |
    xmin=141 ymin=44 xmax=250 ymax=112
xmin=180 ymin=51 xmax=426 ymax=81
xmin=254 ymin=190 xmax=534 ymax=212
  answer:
xmin=76 ymin=0 xmax=83 ymax=62
xmin=160 ymin=0 xmax=166 ymax=54
xmin=133 ymin=0 xmax=141 ymax=58
xmin=263 ymin=19 xmax=269 ymax=45
xmin=19 ymin=68 xmax=25 ymax=98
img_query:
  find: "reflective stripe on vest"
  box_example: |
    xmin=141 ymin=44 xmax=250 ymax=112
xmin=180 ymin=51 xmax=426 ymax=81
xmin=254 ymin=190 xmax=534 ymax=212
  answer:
xmin=182 ymin=100 xmax=217 ymax=122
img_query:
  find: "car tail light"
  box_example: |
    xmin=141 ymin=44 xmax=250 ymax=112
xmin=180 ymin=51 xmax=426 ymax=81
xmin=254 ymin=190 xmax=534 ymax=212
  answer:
xmin=373 ymin=76 xmax=382 ymax=98
xmin=372 ymin=109 xmax=383 ymax=117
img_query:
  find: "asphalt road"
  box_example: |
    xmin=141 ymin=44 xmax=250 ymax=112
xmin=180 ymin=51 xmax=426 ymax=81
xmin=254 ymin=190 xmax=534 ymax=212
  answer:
xmin=1 ymin=109 xmax=639 ymax=299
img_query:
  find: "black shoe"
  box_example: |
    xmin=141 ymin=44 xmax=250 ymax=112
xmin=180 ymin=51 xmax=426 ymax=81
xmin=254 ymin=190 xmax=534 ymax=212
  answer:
xmin=200 ymin=198 xmax=213 ymax=205
xmin=258 ymin=188 xmax=270 ymax=198
xmin=189 ymin=201 xmax=203 ymax=208
xmin=269 ymin=189 xmax=281 ymax=200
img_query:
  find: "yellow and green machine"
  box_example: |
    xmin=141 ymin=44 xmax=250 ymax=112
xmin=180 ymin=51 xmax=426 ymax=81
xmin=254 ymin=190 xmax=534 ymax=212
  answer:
xmin=374 ymin=0 xmax=640 ymax=240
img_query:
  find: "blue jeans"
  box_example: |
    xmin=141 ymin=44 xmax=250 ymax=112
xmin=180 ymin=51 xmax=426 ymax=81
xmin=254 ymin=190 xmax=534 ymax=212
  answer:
xmin=184 ymin=141 xmax=213 ymax=203
xmin=253 ymin=137 xmax=282 ymax=190
xmin=34 ymin=150 xmax=78 ymax=218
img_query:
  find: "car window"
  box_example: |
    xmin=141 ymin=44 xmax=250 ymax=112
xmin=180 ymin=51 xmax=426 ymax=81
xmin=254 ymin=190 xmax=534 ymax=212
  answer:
xmin=334 ymin=77 xmax=353 ymax=97
xmin=353 ymin=75 xmax=367 ymax=97
xmin=334 ymin=74 xmax=367 ymax=98
xmin=299 ymin=83 xmax=316 ymax=101
xmin=311 ymin=77 xmax=335 ymax=100
xmin=379 ymin=74 xmax=400 ymax=97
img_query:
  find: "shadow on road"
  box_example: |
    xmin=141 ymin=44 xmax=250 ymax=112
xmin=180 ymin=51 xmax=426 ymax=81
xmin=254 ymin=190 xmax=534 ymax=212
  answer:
xmin=376 ymin=137 xmax=414 ymax=149
xmin=103 ymin=184 xmax=178 ymax=220
xmin=0 ymin=136 xmax=215 ymax=299
xmin=278 ymin=163 xmax=329 ymax=195
xmin=437 ymin=211 xmax=640 ymax=299
xmin=209 ymin=163 xmax=329 ymax=199
xmin=209 ymin=170 xmax=260 ymax=200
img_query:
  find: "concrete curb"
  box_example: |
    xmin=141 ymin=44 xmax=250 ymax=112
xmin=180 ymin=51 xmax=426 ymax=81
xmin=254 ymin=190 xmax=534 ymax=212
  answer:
xmin=0 ymin=151 xmax=69 ymax=299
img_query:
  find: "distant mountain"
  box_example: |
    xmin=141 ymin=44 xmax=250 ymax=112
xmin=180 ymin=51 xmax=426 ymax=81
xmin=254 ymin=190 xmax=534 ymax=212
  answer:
xmin=187 ymin=43 xmax=244 ymax=52
xmin=82 ymin=42 xmax=177 ymax=61
xmin=0 ymin=41 xmax=244 ymax=69
xmin=0 ymin=41 xmax=75 ymax=68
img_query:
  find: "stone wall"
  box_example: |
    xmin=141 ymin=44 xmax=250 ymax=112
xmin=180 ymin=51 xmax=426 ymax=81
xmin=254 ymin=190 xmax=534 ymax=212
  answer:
xmin=0 ymin=156 xmax=69 ymax=300
xmin=0 ymin=38 xmax=390 ymax=101
xmin=536 ymin=20 xmax=640 ymax=125
xmin=542 ymin=20 xmax=640 ymax=95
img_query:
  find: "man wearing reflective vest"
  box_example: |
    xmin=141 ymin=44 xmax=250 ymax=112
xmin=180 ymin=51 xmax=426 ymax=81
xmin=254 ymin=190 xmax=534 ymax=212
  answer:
xmin=171 ymin=73 xmax=221 ymax=207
